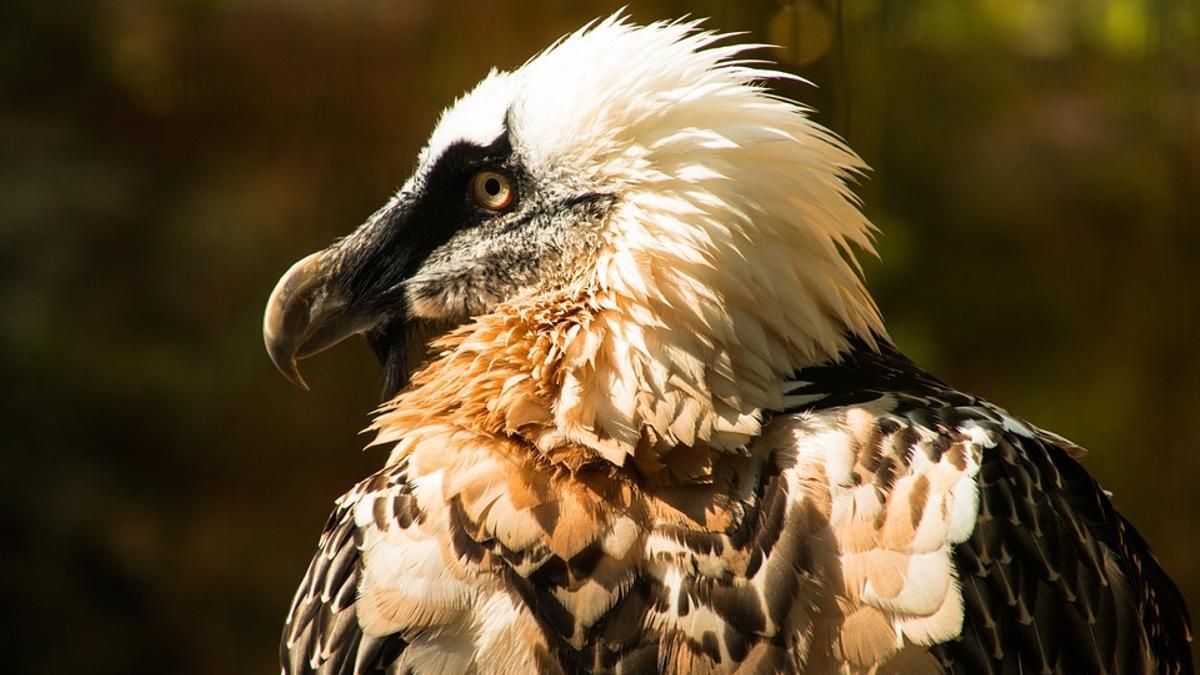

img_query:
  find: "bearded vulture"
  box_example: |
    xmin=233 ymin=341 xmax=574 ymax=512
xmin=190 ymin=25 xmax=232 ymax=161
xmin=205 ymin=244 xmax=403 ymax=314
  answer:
xmin=262 ymin=15 xmax=1191 ymax=675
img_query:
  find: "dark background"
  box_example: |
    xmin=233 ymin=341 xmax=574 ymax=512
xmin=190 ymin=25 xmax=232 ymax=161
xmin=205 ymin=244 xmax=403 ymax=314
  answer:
xmin=3 ymin=1 xmax=1196 ymax=672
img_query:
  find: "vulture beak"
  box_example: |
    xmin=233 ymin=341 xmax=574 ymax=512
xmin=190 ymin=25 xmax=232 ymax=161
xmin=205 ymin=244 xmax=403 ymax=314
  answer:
xmin=263 ymin=193 xmax=450 ymax=397
xmin=263 ymin=250 xmax=382 ymax=390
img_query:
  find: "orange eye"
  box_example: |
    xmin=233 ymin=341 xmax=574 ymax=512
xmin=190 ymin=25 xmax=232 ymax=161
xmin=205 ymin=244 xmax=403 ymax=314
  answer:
xmin=471 ymin=171 xmax=515 ymax=211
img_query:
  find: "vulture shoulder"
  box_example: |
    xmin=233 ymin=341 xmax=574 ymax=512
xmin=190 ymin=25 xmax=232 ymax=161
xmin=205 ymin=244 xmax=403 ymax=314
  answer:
xmin=782 ymin=338 xmax=1193 ymax=674
xmin=281 ymin=462 xmax=413 ymax=675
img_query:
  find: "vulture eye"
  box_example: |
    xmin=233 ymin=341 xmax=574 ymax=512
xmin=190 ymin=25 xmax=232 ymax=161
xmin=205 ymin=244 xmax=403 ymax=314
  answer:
xmin=471 ymin=171 xmax=515 ymax=211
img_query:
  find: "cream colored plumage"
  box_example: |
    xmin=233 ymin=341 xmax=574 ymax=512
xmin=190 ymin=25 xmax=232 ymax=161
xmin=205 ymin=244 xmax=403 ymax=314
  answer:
xmin=265 ymin=14 xmax=1191 ymax=675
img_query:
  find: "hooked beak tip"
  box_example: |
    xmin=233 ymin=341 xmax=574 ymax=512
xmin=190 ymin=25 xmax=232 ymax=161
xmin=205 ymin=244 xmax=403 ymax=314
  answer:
xmin=263 ymin=252 xmax=327 ymax=391
xmin=265 ymin=336 xmax=311 ymax=391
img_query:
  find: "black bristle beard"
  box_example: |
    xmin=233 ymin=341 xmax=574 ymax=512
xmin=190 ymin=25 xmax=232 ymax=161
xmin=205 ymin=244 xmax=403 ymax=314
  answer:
xmin=366 ymin=316 xmax=453 ymax=402
xmin=367 ymin=318 xmax=410 ymax=402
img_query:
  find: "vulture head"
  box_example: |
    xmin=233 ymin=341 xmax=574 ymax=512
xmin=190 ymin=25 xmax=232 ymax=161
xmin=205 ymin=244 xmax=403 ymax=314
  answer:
xmin=264 ymin=14 xmax=885 ymax=467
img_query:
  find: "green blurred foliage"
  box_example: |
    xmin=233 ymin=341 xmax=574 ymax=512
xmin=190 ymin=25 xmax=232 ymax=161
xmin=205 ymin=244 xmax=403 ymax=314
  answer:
xmin=2 ymin=1 xmax=1196 ymax=672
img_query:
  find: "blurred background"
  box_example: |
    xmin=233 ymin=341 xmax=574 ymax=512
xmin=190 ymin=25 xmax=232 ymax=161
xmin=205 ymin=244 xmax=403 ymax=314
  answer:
xmin=2 ymin=0 xmax=1196 ymax=672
